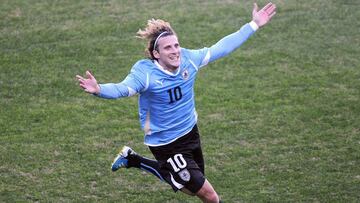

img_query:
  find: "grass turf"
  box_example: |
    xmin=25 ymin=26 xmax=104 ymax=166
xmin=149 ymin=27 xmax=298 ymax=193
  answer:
xmin=1 ymin=0 xmax=359 ymax=202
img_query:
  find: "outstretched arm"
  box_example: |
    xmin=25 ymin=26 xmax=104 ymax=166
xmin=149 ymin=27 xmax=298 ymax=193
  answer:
xmin=76 ymin=70 xmax=131 ymax=99
xmin=206 ymin=2 xmax=276 ymax=63
xmin=76 ymin=65 xmax=148 ymax=99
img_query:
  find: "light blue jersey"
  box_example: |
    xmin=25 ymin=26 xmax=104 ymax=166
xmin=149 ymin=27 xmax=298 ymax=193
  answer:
xmin=97 ymin=22 xmax=257 ymax=146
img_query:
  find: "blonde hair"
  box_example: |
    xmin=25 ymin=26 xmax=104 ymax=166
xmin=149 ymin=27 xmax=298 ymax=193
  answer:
xmin=137 ymin=19 xmax=176 ymax=59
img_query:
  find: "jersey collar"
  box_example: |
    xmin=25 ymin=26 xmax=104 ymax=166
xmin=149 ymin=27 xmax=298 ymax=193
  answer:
xmin=154 ymin=60 xmax=181 ymax=76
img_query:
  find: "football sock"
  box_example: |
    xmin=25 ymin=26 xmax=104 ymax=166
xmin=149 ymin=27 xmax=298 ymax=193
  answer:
xmin=127 ymin=154 xmax=164 ymax=181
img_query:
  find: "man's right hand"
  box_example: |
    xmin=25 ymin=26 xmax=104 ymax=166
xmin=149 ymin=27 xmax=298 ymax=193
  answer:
xmin=76 ymin=70 xmax=100 ymax=94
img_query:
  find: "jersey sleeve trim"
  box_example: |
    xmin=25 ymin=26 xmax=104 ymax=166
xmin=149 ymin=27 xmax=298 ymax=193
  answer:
xmin=142 ymin=73 xmax=150 ymax=92
xmin=249 ymin=21 xmax=259 ymax=31
xmin=127 ymin=86 xmax=137 ymax=96
xmin=200 ymin=50 xmax=211 ymax=68
xmin=189 ymin=60 xmax=199 ymax=72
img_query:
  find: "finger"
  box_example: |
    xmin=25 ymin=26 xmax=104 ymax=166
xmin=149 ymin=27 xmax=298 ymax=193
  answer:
xmin=76 ymin=77 xmax=85 ymax=84
xmin=76 ymin=75 xmax=85 ymax=80
xmin=265 ymin=4 xmax=276 ymax=15
xmin=252 ymin=2 xmax=259 ymax=16
xmin=86 ymin=70 xmax=95 ymax=80
xmin=261 ymin=2 xmax=273 ymax=12
xmin=269 ymin=11 xmax=276 ymax=19
xmin=253 ymin=2 xmax=259 ymax=13
xmin=78 ymin=81 xmax=86 ymax=86
xmin=79 ymin=83 xmax=87 ymax=89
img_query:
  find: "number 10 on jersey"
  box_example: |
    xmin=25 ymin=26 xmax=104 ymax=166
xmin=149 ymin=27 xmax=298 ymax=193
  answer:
xmin=167 ymin=86 xmax=182 ymax=104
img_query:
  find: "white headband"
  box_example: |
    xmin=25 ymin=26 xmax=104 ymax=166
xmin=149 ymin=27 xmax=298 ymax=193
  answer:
xmin=153 ymin=31 xmax=169 ymax=49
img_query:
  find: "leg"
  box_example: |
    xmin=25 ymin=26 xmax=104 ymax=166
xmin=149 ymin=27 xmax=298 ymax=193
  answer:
xmin=150 ymin=151 xmax=221 ymax=202
xmin=111 ymin=145 xmax=222 ymax=202
xmin=111 ymin=146 xmax=164 ymax=181
xmin=180 ymin=179 xmax=220 ymax=203
xmin=148 ymin=125 xmax=222 ymax=202
xmin=195 ymin=179 xmax=220 ymax=203
xmin=133 ymin=155 xmax=165 ymax=181
xmin=188 ymin=128 xmax=221 ymax=202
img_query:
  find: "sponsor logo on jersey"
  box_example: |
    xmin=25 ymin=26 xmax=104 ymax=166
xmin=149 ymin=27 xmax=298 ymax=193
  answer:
xmin=155 ymin=79 xmax=164 ymax=86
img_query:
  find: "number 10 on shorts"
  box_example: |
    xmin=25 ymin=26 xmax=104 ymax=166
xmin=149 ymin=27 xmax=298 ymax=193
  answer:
xmin=167 ymin=154 xmax=187 ymax=172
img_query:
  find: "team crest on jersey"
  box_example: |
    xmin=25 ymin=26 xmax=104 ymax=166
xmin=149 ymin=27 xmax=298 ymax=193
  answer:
xmin=182 ymin=69 xmax=189 ymax=80
xmin=178 ymin=169 xmax=191 ymax=182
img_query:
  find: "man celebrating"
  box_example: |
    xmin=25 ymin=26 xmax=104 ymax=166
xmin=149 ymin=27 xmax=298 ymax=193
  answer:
xmin=76 ymin=2 xmax=276 ymax=202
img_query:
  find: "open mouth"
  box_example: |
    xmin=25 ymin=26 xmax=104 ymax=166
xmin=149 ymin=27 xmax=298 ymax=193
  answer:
xmin=169 ymin=55 xmax=179 ymax=61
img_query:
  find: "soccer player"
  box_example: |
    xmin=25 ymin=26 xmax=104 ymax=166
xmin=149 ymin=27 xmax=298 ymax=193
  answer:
xmin=76 ymin=2 xmax=276 ymax=202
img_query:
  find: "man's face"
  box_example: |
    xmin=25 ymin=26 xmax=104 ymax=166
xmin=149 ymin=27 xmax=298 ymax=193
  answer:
xmin=153 ymin=35 xmax=181 ymax=71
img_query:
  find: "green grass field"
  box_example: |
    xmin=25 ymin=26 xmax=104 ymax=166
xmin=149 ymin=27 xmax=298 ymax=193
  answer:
xmin=1 ymin=0 xmax=359 ymax=202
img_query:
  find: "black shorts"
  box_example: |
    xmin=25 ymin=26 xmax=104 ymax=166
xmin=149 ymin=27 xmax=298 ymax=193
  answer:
xmin=149 ymin=124 xmax=205 ymax=193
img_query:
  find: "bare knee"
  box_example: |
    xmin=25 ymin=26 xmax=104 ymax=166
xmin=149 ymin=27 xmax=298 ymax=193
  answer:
xmin=196 ymin=179 xmax=219 ymax=203
xmin=201 ymin=192 xmax=219 ymax=203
